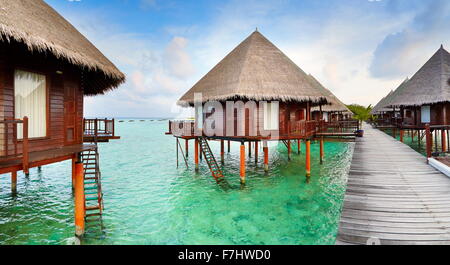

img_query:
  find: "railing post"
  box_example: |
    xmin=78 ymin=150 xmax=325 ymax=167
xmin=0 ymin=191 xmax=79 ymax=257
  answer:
xmin=425 ymin=124 xmax=432 ymax=159
xmin=112 ymin=118 xmax=115 ymax=137
xmin=94 ymin=118 xmax=98 ymax=138
xmin=22 ymin=116 xmax=29 ymax=175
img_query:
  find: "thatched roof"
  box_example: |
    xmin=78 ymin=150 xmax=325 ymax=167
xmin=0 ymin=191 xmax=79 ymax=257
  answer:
xmin=387 ymin=45 xmax=450 ymax=107
xmin=371 ymin=77 xmax=410 ymax=114
xmin=308 ymin=74 xmax=351 ymax=113
xmin=0 ymin=0 xmax=125 ymax=95
xmin=371 ymin=90 xmax=393 ymax=114
xmin=178 ymin=31 xmax=329 ymax=106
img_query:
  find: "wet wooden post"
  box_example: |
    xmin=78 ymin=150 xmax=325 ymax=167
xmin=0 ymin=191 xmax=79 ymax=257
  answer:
xmin=22 ymin=116 xmax=29 ymax=176
xmin=11 ymin=171 xmax=17 ymax=193
xmin=248 ymin=141 xmax=251 ymax=158
xmin=320 ymin=137 xmax=324 ymax=164
xmin=400 ymin=129 xmax=404 ymax=143
xmin=185 ymin=139 xmax=189 ymax=157
xmin=287 ymin=140 xmax=291 ymax=161
xmin=220 ymin=140 xmax=224 ymax=163
xmin=240 ymin=142 xmax=246 ymax=184
xmin=442 ymin=129 xmax=447 ymax=153
xmin=227 ymin=140 xmax=230 ymax=153
xmin=425 ymin=124 xmax=432 ymax=159
xmin=306 ymin=139 xmax=311 ymax=178
xmin=72 ymin=157 xmax=76 ymax=189
xmin=297 ymin=139 xmax=301 ymax=154
xmin=263 ymin=141 xmax=269 ymax=172
xmin=194 ymin=138 xmax=199 ymax=171
xmin=74 ymin=162 xmax=85 ymax=237
xmin=254 ymin=141 xmax=258 ymax=164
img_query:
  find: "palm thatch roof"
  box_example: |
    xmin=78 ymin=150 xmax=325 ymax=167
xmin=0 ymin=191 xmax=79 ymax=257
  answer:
xmin=178 ymin=31 xmax=329 ymax=106
xmin=387 ymin=45 xmax=450 ymax=107
xmin=308 ymin=74 xmax=351 ymax=113
xmin=371 ymin=77 xmax=410 ymax=114
xmin=371 ymin=90 xmax=394 ymax=114
xmin=0 ymin=0 xmax=125 ymax=95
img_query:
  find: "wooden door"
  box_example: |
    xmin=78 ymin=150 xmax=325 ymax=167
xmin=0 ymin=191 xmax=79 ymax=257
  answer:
xmin=64 ymin=78 xmax=77 ymax=145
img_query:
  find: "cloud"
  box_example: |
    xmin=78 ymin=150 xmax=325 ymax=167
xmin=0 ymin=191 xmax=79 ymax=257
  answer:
xmin=369 ymin=0 xmax=450 ymax=79
xmin=163 ymin=37 xmax=195 ymax=79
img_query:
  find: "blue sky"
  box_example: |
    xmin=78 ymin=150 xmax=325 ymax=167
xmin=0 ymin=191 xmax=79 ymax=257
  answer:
xmin=46 ymin=0 xmax=450 ymax=118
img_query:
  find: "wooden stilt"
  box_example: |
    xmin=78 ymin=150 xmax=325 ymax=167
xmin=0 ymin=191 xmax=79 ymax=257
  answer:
xmin=72 ymin=157 xmax=76 ymax=189
xmin=185 ymin=139 xmax=189 ymax=157
xmin=38 ymin=166 xmax=42 ymax=172
xmin=11 ymin=171 xmax=17 ymax=193
xmin=248 ymin=141 xmax=251 ymax=158
xmin=263 ymin=141 xmax=269 ymax=172
xmin=227 ymin=140 xmax=230 ymax=153
xmin=297 ymin=139 xmax=301 ymax=154
xmin=400 ymin=130 xmax=404 ymax=143
xmin=425 ymin=124 xmax=432 ymax=158
xmin=240 ymin=143 xmax=246 ymax=184
xmin=254 ymin=141 xmax=258 ymax=164
xmin=287 ymin=140 xmax=291 ymax=161
xmin=306 ymin=140 xmax=311 ymax=178
xmin=220 ymin=140 xmax=224 ymax=163
xmin=74 ymin=162 xmax=85 ymax=237
xmin=195 ymin=138 xmax=199 ymax=171
xmin=320 ymin=137 xmax=324 ymax=164
xmin=442 ymin=129 xmax=447 ymax=153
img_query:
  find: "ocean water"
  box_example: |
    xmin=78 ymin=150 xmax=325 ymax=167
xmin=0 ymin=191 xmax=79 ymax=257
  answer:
xmin=0 ymin=120 xmax=354 ymax=245
xmin=380 ymin=128 xmax=446 ymax=156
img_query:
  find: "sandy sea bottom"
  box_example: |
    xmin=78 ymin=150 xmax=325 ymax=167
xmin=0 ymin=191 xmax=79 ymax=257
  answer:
xmin=0 ymin=120 xmax=354 ymax=245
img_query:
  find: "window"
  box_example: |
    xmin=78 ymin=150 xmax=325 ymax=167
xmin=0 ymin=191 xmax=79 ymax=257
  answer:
xmin=405 ymin=110 xmax=412 ymax=118
xmin=263 ymin=102 xmax=279 ymax=130
xmin=14 ymin=70 xmax=47 ymax=138
xmin=421 ymin=105 xmax=430 ymax=123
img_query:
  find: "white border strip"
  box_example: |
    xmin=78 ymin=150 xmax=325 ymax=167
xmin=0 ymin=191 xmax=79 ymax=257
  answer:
xmin=428 ymin=158 xmax=450 ymax=178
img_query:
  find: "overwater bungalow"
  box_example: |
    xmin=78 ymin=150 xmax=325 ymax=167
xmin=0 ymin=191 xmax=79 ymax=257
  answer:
xmin=374 ymin=45 xmax=450 ymax=157
xmin=166 ymin=30 xmax=358 ymax=183
xmin=0 ymin=0 xmax=125 ymax=236
xmin=308 ymin=75 xmax=353 ymax=122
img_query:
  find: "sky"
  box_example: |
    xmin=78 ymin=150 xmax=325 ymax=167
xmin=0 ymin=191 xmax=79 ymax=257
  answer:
xmin=46 ymin=0 xmax=450 ymax=118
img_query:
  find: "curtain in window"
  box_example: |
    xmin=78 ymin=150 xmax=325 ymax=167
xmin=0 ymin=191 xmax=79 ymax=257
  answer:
xmin=14 ymin=70 xmax=46 ymax=139
xmin=263 ymin=102 xmax=279 ymax=130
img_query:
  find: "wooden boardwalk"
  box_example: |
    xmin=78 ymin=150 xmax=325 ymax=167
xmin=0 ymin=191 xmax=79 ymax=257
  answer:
xmin=337 ymin=123 xmax=450 ymax=245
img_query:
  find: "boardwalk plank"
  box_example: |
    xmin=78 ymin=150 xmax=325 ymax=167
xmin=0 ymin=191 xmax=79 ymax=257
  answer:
xmin=337 ymin=123 xmax=450 ymax=245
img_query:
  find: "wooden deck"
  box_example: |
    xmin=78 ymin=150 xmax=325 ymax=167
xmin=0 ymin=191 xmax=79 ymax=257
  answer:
xmin=0 ymin=144 xmax=96 ymax=174
xmin=337 ymin=123 xmax=450 ymax=245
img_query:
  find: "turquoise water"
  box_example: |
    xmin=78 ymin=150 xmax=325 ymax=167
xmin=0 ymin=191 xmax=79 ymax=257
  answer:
xmin=380 ymin=128 xmax=446 ymax=157
xmin=0 ymin=120 xmax=354 ymax=245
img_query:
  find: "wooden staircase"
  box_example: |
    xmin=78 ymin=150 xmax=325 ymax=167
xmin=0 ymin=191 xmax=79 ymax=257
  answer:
xmin=198 ymin=137 xmax=225 ymax=182
xmin=81 ymin=145 xmax=104 ymax=224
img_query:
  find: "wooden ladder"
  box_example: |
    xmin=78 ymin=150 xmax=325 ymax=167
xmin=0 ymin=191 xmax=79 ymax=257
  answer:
xmin=198 ymin=137 xmax=225 ymax=182
xmin=81 ymin=145 xmax=104 ymax=224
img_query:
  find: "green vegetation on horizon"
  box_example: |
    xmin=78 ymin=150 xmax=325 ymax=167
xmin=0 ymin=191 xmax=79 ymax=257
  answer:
xmin=347 ymin=104 xmax=374 ymax=123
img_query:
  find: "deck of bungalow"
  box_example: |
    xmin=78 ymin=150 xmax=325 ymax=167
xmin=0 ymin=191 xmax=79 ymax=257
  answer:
xmin=337 ymin=123 xmax=450 ymax=245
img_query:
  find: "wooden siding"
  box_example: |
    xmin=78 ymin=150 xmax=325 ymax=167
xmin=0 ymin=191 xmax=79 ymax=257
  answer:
xmin=0 ymin=42 xmax=84 ymax=157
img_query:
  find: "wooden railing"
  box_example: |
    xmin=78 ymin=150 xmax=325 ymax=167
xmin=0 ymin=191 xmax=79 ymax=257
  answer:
xmin=84 ymin=118 xmax=115 ymax=137
xmin=289 ymin=120 xmax=318 ymax=138
xmin=319 ymin=120 xmax=360 ymax=133
xmin=0 ymin=117 xmax=29 ymax=173
xmin=168 ymin=120 xmax=195 ymax=137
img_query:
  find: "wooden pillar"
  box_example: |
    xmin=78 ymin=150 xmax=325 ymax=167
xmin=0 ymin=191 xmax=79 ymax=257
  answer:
xmin=248 ymin=141 xmax=251 ymax=158
xmin=306 ymin=140 xmax=311 ymax=178
xmin=240 ymin=143 xmax=246 ymax=184
xmin=185 ymin=139 xmax=189 ymax=157
xmin=11 ymin=171 xmax=17 ymax=193
xmin=74 ymin=162 xmax=85 ymax=237
xmin=254 ymin=141 xmax=258 ymax=164
xmin=400 ymin=130 xmax=404 ymax=143
xmin=442 ymin=129 xmax=447 ymax=153
xmin=320 ymin=137 xmax=324 ymax=164
xmin=287 ymin=140 xmax=291 ymax=161
xmin=194 ymin=138 xmax=199 ymax=171
xmin=263 ymin=141 xmax=269 ymax=172
xmin=297 ymin=139 xmax=301 ymax=154
xmin=227 ymin=140 xmax=230 ymax=153
xmin=220 ymin=140 xmax=224 ymax=163
xmin=72 ymin=157 xmax=76 ymax=189
xmin=425 ymin=124 xmax=432 ymax=158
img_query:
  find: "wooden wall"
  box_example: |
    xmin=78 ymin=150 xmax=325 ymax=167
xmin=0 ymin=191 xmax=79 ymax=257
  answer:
xmin=0 ymin=42 xmax=84 ymax=156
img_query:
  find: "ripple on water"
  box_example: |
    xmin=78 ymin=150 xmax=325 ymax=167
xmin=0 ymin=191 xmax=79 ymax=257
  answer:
xmin=0 ymin=121 xmax=354 ymax=245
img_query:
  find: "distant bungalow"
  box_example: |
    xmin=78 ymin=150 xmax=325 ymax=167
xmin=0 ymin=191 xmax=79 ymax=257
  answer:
xmin=0 ymin=0 xmax=125 ymax=236
xmin=372 ymin=45 xmax=450 ymax=156
xmin=308 ymin=74 xmax=353 ymax=122
xmin=167 ymin=30 xmax=356 ymax=183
